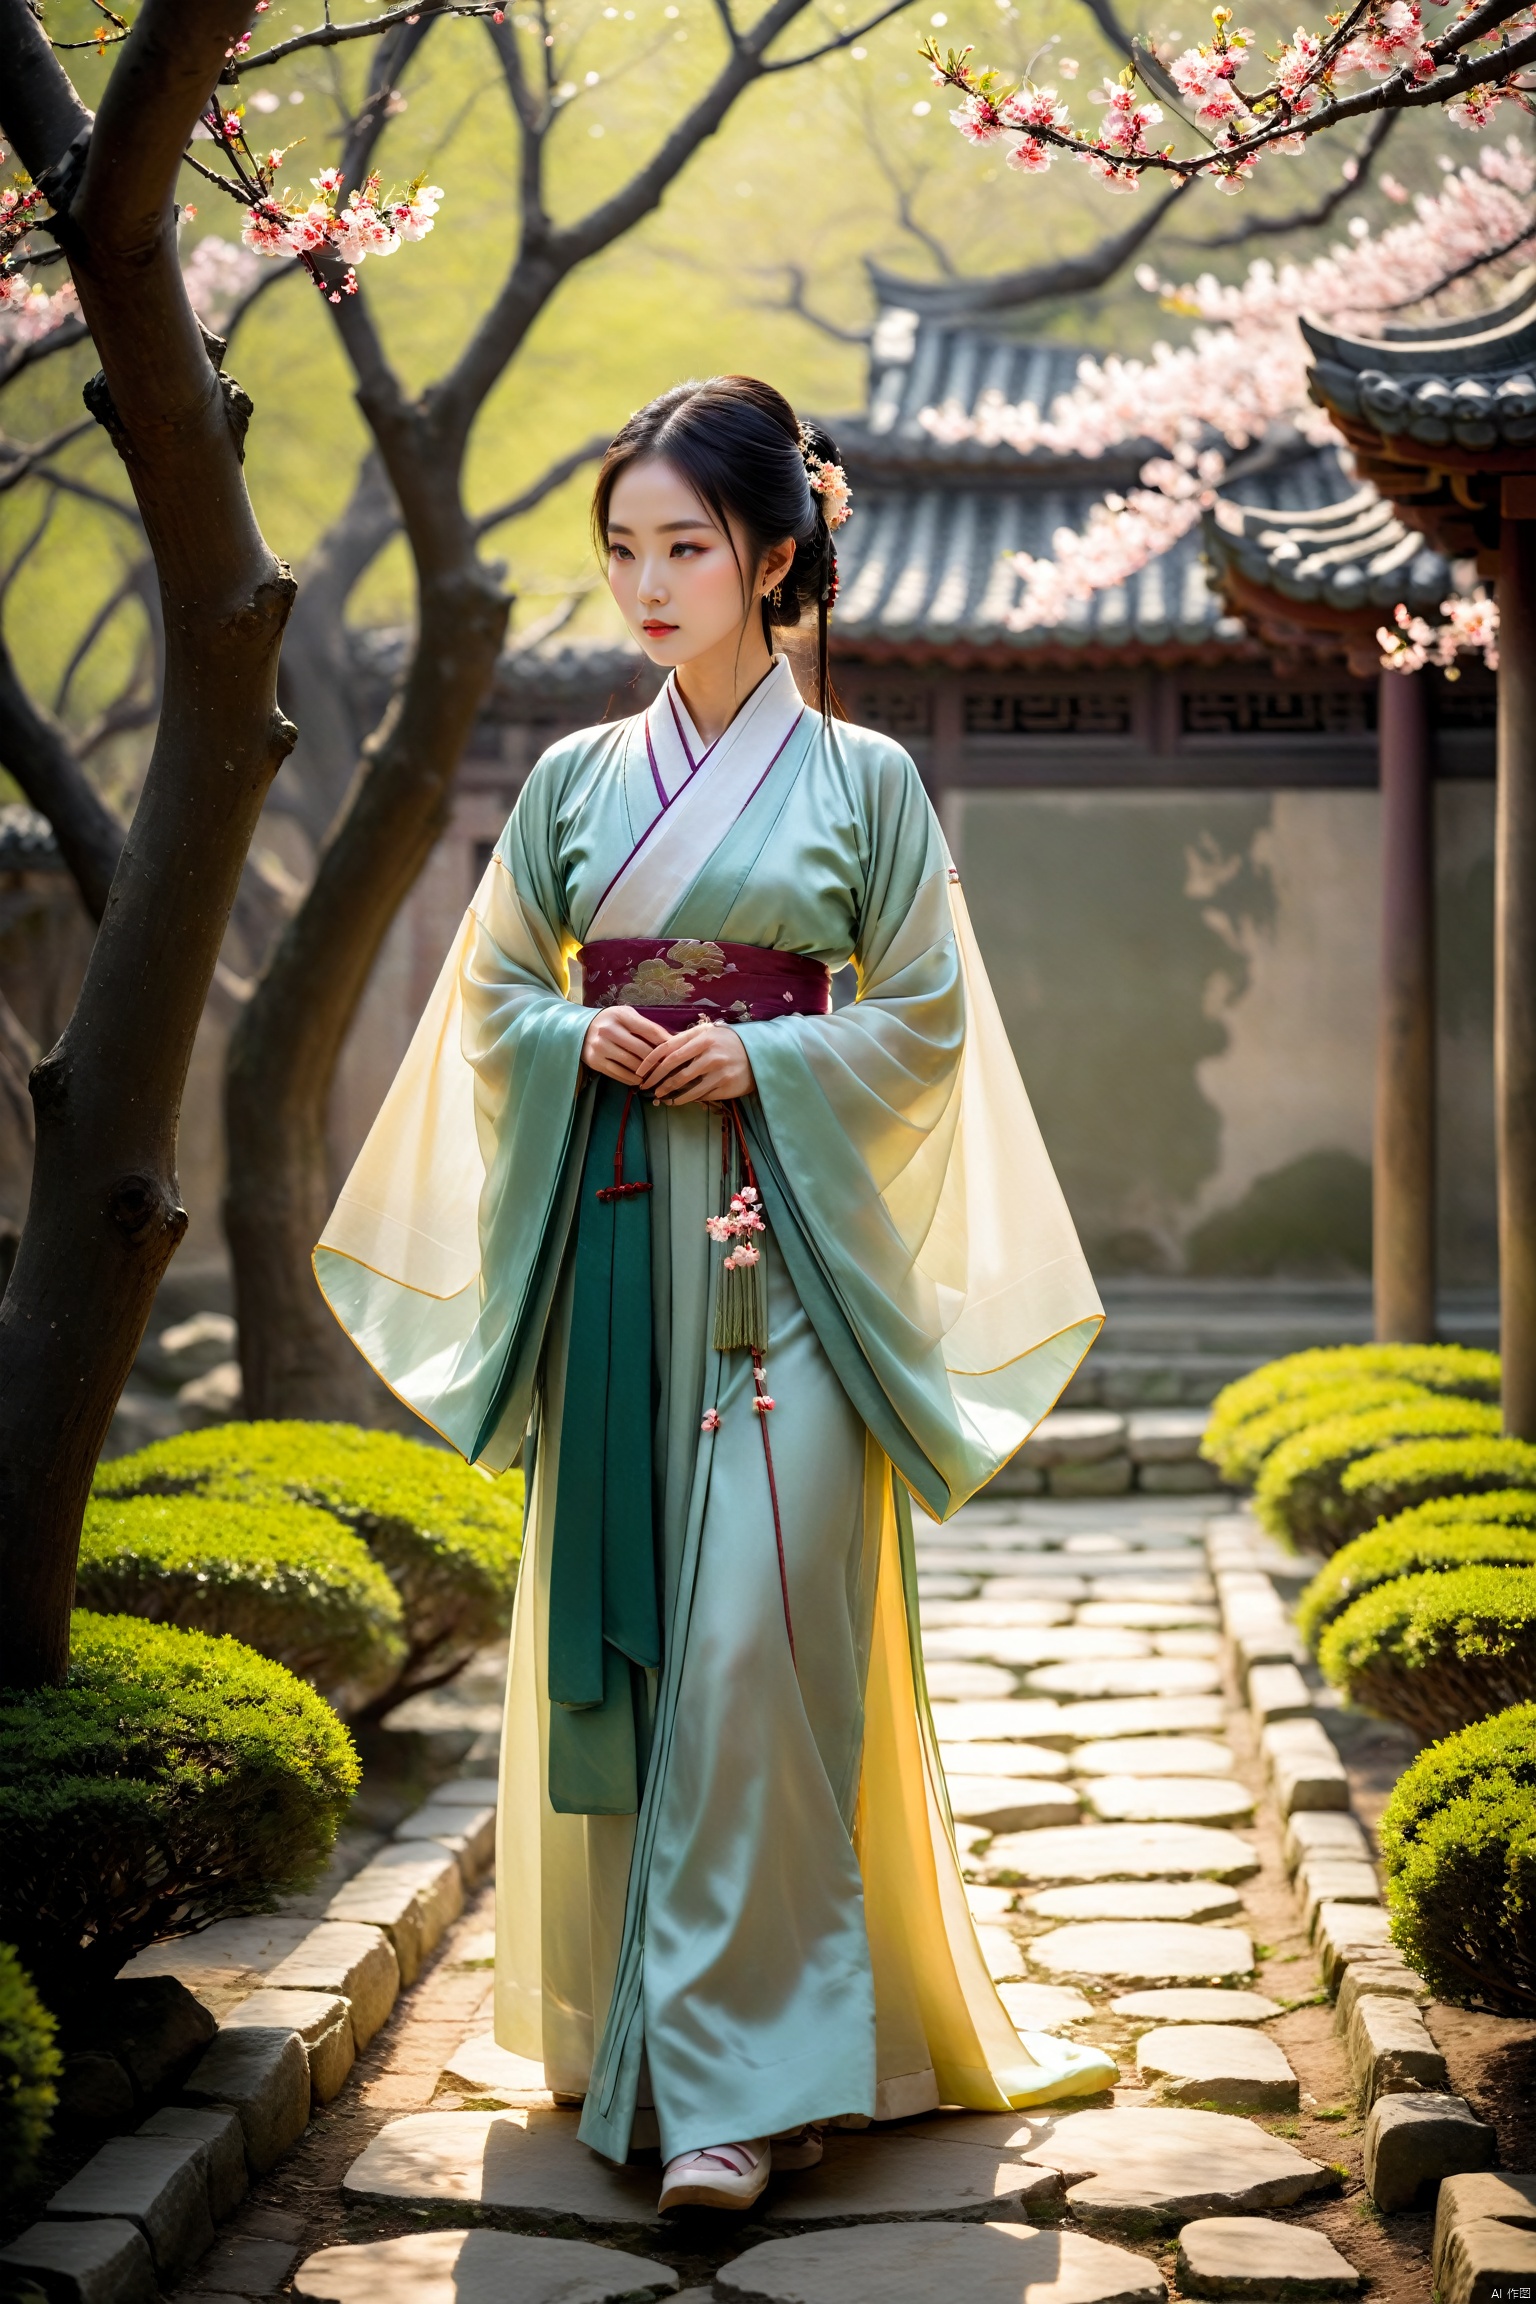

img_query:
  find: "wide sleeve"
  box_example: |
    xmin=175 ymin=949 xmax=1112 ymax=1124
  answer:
xmin=737 ymin=731 xmax=1101 ymax=1519
xmin=313 ymin=747 xmax=596 ymax=1466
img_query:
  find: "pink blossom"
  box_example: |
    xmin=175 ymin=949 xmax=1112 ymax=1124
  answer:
xmin=950 ymin=92 xmax=1006 ymax=143
xmin=701 ymin=1408 xmax=721 ymax=1432
xmin=752 ymin=1393 xmax=775 ymax=1413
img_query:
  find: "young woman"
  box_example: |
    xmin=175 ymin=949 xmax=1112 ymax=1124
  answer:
xmin=316 ymin=375 xmax=1116 ymax=2212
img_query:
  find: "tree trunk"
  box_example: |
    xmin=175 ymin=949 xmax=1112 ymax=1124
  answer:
xmin=225 ymin=536 xmax=506 ymax=1418
xmin=1497 ymin=501 xmax=1536 ymax=1437
xmin=0 ymin=0 xmax=297 ymax=1686
xmin=1373 ymin=666 xmax=1436 ymax=1344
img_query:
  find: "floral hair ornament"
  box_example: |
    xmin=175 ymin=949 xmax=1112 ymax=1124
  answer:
xmin=798 ymin=422 xmax=853 ymax=530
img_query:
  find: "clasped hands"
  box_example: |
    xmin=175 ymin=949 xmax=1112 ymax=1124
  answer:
xmin=582 ymin=1005 xmax=755 ymax=1106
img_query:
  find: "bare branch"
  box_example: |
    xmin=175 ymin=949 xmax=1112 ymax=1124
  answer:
xmin=0 ymin=627 xmax=124 ymax=921
xmin=1075 ymin=0 xmax=1134 ymax=59
xmin=0 ymin=313 xmax=89 ymax=391
xmin=241 ymin=0 xmax=467 ymax=72
xmin=0 ymin=417 xmax=94 ymax=493
xmin=751 ymin=261 xmax=872 ymax=344
xmin=1175 ymin=111 xmax=1398 ymax=250
xmin=471 ymin=433 xmax=609 ymax=539
xmin=0 ymin=496 xmax=56 ymax=610
xmin=36 ymin=467 xmax=141 ymax=527
xmin=764 ymin=0 xmax=915 ymax=72
xmin=54 ymin=565 xmax=145 ymax=717
xmin=217 ymin=253 xmax=298 ymax=351
xmin=507 ymin=584 xmax=593 ymax=652
xmin=1380 ymin=219 xmax=1536 ymax=309
xmin=867 ymin=176 xmax=1189 ymax=318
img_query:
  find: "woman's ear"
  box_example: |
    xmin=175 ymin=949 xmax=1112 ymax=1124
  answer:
xmin=761 ymin=535 xmax=797 ymax=597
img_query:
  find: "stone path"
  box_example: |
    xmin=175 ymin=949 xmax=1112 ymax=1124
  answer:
xmin=21 ymin=1491 xmax=1524 ymax=2304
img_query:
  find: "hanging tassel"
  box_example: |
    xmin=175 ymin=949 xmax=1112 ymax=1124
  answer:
xmin=709 ymin=1109 xmax=768 ymax=1354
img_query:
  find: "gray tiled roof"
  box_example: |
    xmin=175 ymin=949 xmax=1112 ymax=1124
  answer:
xmin=1203 ymin=482 xmax=1463 ymax=616
xmin=831 ymin=309 xmax=1360 ymax=655
xmin=0 ymin=803 xmax=62 ymax=872
xmin=1304 ymin=272 xmax=1536 ymax=453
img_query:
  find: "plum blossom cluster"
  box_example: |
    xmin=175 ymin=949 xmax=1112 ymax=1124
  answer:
xmin=1380 ymin=589 xmax=1501 ymax=670
xmin=918 ymin=144 xmax=1536 ymax=659
xmin=924 ymin=0 xmax=1536 ymax=193
xmin=237 ymin=159 xmax=443 ymax=301
xmin=705 ymin=1183 xmax=765 ymax=1271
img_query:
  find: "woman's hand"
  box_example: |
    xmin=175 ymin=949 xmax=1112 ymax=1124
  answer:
xmin=636 ymin=1019 xmax=755 ymax=1106
xmin=582 ymin=1004 xmax=671 ymax=1084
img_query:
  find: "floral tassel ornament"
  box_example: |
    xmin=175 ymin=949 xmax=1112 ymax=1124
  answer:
xmin=707 ymin=1163 xmax=768 ymax=1354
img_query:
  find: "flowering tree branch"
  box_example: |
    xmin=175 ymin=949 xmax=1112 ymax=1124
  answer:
xmin=926 ymin=0 xmax=1536 ymax=195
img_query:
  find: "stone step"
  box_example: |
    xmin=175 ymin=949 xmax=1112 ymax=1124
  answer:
xmin=938 ymin=1739 xmax=1070 ymax=1778
xmin=1071 ymin=1736 xmax=1235 ymax=1777
xmin=292 ymin=2230 xmax=678 ymax=2304
xmin=1028 ymin=1922 xmax=1254 ymax=1988
xmin=1284 ymin=1811 xmax=1371 ymax=1877
xmin=393 ymin=1802 xmax=497 ymax=1884
xmin=714 ymin=2222 xmax=1164 ymax=2304
xmin=341 ymin=2109 xmax=663 ymax=2226
xmin=1011 ymin=2105 xmax=1329 ymax=2233
xmin=1027 ymin=1659 xmax=1222 ymax=1701
xmin=0 ymin=2219 xmax=158 ymax=2304
xmin=182 ymin=2024 xmax=311 ymax=2173
xmin=223 ymin=1990 xmax=354 ymax=2105
xmin=441 ymin=2033 xmax=552 ymax=2102
xmin=928 ymin=1698 xmax=1069 ymax=1744
xmin=1345 ymin=1994 xmax=1450 ymax=2108
xmin=1110 ymin=1988 xmax=1282 ymax=2026
xmin=261 ymin=1922 xmax=400 ymax=2051
xmin=45 ymin=2134 xmax=216 ymax=2284
xmin=1432 ymin=2174 xmax=1536 ymax=2304
xmin=978 ymin=1823 xmax=1260 ymax=1887
xmin=758 ymin=2129 xmax=1065 ymax=2225
xmin=1365 ymin=2092 xmax=1496 ymax=2212
xmin=946 ymin=1778 xmax=1081 ymax=1833
xmin=1176 ymin=2216 xmax=1361 ymax=2297
xmin=924 ymin=1627 xmax=1152 ymax=1665
xmin=1082 ymin=1777 xmax=1256 ymax=1826
xmin=325 ymin=1845 xmax=464 ymax=1986
xmin=1026 ymin=1881 xmax=1243 ymax=1924
xmin=135 ymin=2107 xmax=246 ymax=2222
xmin=1315 ymin=1901 xmax=1395 ymax=1992
xmin=1136 ymin=2024 xmax=1298 ymax=2113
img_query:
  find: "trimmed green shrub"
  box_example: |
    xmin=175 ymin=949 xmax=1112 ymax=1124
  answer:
xmin=0 ymin=1942 xmax=59 ymax=2201
xmin=1297 ymin=1518 xmax=1536 ymax=1648
xmin=1380 ymin=1702 xmax=1536 ymax=2015
xmin=1206 ymin=1378 xmax=1440 ymax=1490
xmin=76 ymin=1495 xmax=407 ymax=1717
xmin=1254 ymin=1398 xmax=1503 ymax=1553
xmin=1203 ymin=1343 xmax=1502 ymax=1481
xmin=1317 ymin=1566 xmax=1536 ymax=1738
xmin=96 ymin=1422 xmax=523 ymax=1718
xmin=1338 ymin=1436 xmax=1536 ymax=1540
xmin=0 ymin=1612 xmax=359 ymax=1993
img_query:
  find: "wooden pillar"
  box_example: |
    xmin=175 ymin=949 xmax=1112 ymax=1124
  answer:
xmin=1374 ymin=666 xmax=1437 ymax=1343
xmin=1498 ymin=500 xmax=1536 ymax=1434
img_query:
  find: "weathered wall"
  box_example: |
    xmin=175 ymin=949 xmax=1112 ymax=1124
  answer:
xmin=951 ymin=782 xmax=1496 ymax=1283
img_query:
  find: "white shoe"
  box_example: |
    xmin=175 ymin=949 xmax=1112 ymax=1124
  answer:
xmin=659 ymin=2137 xmax=771 ymax=2210
xmin=770 ymin=2123 xmax=824 ymax=2170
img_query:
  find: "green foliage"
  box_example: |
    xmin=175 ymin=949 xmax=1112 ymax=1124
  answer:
xmin=0 ymin=1942 xmax=60 ymax=2201
xmin=0 ymin=1613 xmax=359 ymax=1992
xmin=1297 ymin=1517 xmax=1536 ymax=1648
xmin=95 ymin=1422 xmax=522 ymax=1716
xmin=1253 ymin=1398 xmax=1504 ymax=1553
xmin=1338 ymin=1436 xmax=1536 ymax=1539
xmin=1202 ymin=1344 xmax=1501 ymax=1482
xmin=1317 ymin=1566 xmax=1536 ymax=1740
xmin=1380 ymin=1703 xmax=1536 ymax=2016
xmin=1206 ymin=1377 xmax=1440 ymax=1490
xmin=76 ymin=1494 xmax=407 ymax=1716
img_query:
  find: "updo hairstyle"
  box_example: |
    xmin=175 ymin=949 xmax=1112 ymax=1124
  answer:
xmin=592 ymin=374 xmax=844 ymax=717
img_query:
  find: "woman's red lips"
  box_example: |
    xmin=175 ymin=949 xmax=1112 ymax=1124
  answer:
xmin=642 ymin=621 xmax=677 ymax=634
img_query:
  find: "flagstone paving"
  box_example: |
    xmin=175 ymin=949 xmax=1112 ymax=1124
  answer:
xmin=157 ymin=1491 xmax=1431 ymax=2304
xmin=1026 ymin=1924 xmax=1255 ymax=1986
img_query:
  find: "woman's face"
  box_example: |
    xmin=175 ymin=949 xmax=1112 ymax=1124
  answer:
xmin=604 ymin=455 xmax=793 ymax=670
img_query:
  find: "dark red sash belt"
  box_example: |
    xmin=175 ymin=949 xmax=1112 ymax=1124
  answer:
xmin=579 ymin=937 xmax=831 ymax=1029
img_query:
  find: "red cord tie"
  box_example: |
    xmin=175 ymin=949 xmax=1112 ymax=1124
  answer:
xmin=595 ymin=1089 xmax=654 ymax=1202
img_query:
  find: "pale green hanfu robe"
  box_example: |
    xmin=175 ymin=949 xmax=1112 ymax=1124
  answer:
xmin=315 ymin=654 xmax=1116 ymax=2165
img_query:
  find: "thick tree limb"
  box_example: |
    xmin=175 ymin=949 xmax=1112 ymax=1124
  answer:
xmin=867 ymin=177 xmax=1189 ymax=318
xmin=0 ymin=0 xmax=298 ymax=1685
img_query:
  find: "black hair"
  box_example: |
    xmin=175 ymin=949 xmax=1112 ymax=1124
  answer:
xmin=592 ymin=374 xmax=844 ymax=719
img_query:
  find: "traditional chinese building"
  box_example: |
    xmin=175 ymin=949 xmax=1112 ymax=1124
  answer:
xmin=328 ymin=309 xmax=1496 ymax=1313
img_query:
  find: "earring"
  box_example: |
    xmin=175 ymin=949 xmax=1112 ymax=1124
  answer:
xmin=768 ymin=583 xmax=784 ymax=609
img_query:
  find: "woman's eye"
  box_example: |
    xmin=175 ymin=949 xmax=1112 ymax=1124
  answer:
xmin=670 ymin=541 xmax=702 ymax=558
xmin=608 ymin=542 xmax=632 ymax=560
